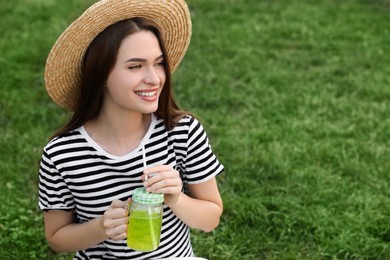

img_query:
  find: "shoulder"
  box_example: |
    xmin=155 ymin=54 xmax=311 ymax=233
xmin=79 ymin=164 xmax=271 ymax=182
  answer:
xmin=168 ymin=115 xmax=205 ymax=135
xmin=170 ymin=115 xmax=211 ymax=146
xmin=43 ymin=128 xmax=86 ymax=155
xmin=174 ymin=115 xmax=202 ymax=130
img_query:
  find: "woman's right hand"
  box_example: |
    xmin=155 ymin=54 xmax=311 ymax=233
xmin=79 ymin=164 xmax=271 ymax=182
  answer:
xmin=101 ymin=199 xmax=129 ymax=241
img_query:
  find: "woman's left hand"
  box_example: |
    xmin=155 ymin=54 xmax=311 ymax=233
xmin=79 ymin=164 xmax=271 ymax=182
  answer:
xmin=142 ymin=165 xmax=182 ymax=207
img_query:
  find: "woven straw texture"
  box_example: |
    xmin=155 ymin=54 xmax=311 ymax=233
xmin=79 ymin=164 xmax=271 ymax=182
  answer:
xmin=132 ymin=187 xmax=164 ymax=204
xmin=44 ymin=0 xmax=192 ymax=111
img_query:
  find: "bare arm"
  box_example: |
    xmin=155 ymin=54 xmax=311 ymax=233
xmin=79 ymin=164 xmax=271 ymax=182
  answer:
xmin=144 ymin=166 xmax=223 ymax=232
xmin=171 ymin=177 xmax=223 ymax=232
xmin=43 ymin=200 xmax=128 ymax=252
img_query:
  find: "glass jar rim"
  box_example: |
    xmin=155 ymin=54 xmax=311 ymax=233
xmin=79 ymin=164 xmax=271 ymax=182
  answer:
xmin=132 ymin=187 xmax=164 ymax=204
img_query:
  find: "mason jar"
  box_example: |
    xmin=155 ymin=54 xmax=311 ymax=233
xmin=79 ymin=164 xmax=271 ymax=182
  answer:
xmin=127 ymin=187 xmax=164 ymax=252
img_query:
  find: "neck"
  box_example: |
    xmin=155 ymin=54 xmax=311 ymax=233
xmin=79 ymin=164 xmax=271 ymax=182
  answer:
xmin=84 ymin=110 xmax=152 ymax=156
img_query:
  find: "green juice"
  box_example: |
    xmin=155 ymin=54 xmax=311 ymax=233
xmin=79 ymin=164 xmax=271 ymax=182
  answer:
xmin=127 ymin=209 xmax=162 ymax=252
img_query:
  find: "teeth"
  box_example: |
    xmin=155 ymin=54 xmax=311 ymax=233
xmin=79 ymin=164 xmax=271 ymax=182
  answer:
xmin=136 ymin=91 xmax=156 ymax=97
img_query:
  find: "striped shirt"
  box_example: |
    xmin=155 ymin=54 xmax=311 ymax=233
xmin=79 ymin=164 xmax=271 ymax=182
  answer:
xmin=38 ymin=114 xmax=223 ymax=259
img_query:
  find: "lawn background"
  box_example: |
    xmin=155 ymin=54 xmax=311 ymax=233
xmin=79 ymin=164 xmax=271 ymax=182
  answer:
xmin=0 ymin=0 xmax=389 ymax=259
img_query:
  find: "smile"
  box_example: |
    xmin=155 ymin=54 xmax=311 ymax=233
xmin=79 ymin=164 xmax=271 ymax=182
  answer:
xmin=135 ymin=91 xmax=157 ymax=97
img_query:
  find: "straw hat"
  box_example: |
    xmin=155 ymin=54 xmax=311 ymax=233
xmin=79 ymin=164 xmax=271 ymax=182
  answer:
xmin=44 ymin=0 xmax=192 ymax=111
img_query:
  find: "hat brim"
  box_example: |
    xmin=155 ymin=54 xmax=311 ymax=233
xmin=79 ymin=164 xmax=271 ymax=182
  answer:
xmin=44 ymin=0 xmax=192 ymax=111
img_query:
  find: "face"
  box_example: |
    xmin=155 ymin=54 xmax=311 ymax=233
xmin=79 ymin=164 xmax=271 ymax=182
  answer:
xmin=104 ymin=30 xmax=166 ymax=114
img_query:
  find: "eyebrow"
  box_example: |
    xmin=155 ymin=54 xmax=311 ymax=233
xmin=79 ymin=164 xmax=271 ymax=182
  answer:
xmin=124 ymin=54 xmax=164 ymax=64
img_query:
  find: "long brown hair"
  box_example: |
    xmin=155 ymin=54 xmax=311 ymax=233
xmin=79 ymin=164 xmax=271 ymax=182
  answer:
xmin=52 ymin=18 xmax=188 ymax=138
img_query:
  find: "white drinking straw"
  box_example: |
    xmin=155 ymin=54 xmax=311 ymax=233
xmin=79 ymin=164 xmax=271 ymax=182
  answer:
xmin=142 ymin=144 xmax=148 ymax=182
xmin=142 ymin=144 xmax=147 ymax=169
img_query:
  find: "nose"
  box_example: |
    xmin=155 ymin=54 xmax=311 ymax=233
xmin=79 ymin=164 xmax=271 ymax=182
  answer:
xmin=143 ymin=67 xmax=160 ymax=86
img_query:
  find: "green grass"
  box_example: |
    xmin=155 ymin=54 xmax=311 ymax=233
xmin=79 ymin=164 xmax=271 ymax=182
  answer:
xmin=1 ymin=0 xmax=389 ymax=259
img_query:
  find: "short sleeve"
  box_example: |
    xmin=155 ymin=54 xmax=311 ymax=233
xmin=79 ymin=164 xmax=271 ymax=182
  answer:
xmin=38 ymin=148 xmax=75 ymax=211
xmin=183 ymin=117 xmax=224 ymax=184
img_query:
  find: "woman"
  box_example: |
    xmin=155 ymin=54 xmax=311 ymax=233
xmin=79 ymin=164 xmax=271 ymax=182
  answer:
xmin=38 ymin=0 xmax=223 ymax=259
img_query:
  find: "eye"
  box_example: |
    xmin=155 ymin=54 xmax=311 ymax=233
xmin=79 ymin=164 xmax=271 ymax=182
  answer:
xmin=155 ymin=61 xmax=165 ymax=68
xmin=128 ymin=64 xmax=141 ymax=70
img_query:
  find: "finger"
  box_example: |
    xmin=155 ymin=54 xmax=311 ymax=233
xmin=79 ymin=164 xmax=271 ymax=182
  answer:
xmin=145 ymin=169 xmax=179 ymax=184
xmin=111 ymin=232 xmax=127 ymax=241
xmin=110 ymin=199 xmax=127 ymax=209
xmin=142 ymin=174 xmax=151 ymax=182
xmin=151 ymin=186 xmax=181 ymax=195
xmin=149 ymin=177 xmax=179 ymax=188
xmin=105 ymin=200 xmax=128 ymax=218
xmin=103 ymin=215 xmax=129 ymax=229
xmin=105 ymin=207 xmax=128 ymax=219
xmin=106 ymin=224 xmax=128 ymax=240
xmin=146 ymin=178 xmax=182 ymax=194
xmin=146 ymin=170 xmax=180 ymax=185
xmin=144 ymin=165 xmax=173 ymax=175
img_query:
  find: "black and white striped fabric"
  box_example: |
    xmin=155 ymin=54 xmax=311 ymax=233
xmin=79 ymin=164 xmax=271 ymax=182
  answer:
xmin=38 ymin=114 xmax=224 ymax=259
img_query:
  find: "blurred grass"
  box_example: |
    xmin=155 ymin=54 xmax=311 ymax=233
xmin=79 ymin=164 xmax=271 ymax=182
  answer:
xmin=1 ymin=0 xmax=389 ymax=259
